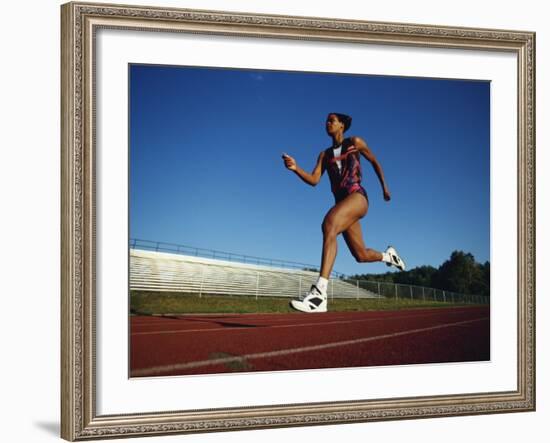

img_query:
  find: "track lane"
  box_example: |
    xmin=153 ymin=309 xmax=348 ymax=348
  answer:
xmin=130 ymin=307 xmax=485 ymax=333
xmin=130 ymin=306 xmax=490 ymax=377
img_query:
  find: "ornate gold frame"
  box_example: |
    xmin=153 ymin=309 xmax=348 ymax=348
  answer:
xmin=61 ymin=2 xmax=535 ymax=440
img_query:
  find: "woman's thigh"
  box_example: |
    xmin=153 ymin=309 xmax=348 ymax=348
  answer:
xmin=322 ymin=193 xmax=368 ymax=236
xmin=343 ymin=220 xmax=367 ymax=253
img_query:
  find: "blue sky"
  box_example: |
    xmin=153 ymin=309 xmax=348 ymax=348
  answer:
xmin=129 ymin=64 xmax=490 ymax=276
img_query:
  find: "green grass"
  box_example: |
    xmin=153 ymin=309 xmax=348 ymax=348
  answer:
xmin=130 ymin=291 xmax=476 ymax=315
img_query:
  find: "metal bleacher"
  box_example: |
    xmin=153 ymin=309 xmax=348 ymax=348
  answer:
xmin=130 ymin=249 xmax=379 ymax=299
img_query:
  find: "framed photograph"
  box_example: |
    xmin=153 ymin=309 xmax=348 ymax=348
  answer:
xmin=61 ymin=1 xmax=535 ymax=440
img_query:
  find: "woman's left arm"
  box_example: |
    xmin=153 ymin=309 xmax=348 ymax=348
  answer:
xmin=350 ymin=136 xmax=391 ymax=201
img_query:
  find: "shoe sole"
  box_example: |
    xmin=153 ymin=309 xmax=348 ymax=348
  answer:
xmin=386 ymin=260 xmax=405 ymax=271
xmin=290 ymin=300 xmax=327 ymax=313
xmin=386 ymin=246 xmax=406 ymax=271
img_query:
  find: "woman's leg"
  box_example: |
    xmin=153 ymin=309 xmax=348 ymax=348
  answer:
xmin=343 ymin=221 xmax=383 ymax=263
xmin=320 ymin=193 xmax=368 ymax=278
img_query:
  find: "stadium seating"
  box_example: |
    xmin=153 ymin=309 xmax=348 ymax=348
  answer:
xmin=130 ymin=249 xmax=379 ymax=299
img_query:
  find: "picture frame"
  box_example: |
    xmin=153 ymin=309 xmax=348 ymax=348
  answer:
xmin=61 ymin=1 xmax=536 ymax=440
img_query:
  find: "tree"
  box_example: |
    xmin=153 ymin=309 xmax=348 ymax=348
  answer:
xmin=473 ymin=261 xmax=490 ymax=297
xmin=432 ymin=251 xmax=487 ymax=296
xmin=349 ymin=251 xmax=489 ymax=297
xmin=398 ymin=265 xmax=437 ymax=287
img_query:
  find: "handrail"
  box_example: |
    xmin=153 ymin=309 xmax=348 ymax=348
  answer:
xmin=129 ymin=238 xmax=347 ymax=278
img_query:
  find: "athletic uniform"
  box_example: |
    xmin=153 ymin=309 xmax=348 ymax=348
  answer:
xmin=288 ymin=131 xmax=406 ymax=314
xmin=323 ymin=137 xmax=368 ymax=204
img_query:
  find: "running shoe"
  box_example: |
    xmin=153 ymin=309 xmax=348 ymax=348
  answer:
xmin=385 ymin=246 xmax=406 ymax=271
xmin=290 ymin=285 xmax=327 ymax=313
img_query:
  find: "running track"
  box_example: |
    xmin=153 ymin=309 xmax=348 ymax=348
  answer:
xmin=130 ymin=306 xmax=489 ymax=377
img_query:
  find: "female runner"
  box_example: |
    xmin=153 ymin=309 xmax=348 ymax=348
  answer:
xmin=282 ymin=112 xmax=405 ymax=313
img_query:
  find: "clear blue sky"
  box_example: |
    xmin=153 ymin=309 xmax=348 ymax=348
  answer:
xmin=129 ymin=64 xmax=490 ymax=276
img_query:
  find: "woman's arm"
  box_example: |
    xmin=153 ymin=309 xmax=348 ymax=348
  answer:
xmin=282 ymin=151 xmax=325 ymax=187
xmin=350 ymin=136 xmax=391 ymax=201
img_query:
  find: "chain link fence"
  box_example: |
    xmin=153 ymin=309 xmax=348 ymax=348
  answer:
xmin=340 ymin=278 xmax=488 ymax=305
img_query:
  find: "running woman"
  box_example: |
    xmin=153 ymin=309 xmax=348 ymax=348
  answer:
xmin=282 ymin=112 xmax=405 ymax=313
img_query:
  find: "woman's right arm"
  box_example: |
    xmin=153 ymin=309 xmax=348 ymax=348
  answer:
xmin=283 ymin=151 xmax=325 ymax=187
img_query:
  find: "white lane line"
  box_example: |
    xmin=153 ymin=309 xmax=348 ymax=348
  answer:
xmin=131 ymin=316 xmax=488 ymax=376
xmin=130 ymin=311 xmax=463 ymax=336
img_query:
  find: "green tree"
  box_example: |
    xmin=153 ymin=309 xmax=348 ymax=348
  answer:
xmin=433 ymin=251 xmax=483 ymax=295
xmin=349 ymin=251 xmax=489 ymax=297
xmin=399 ymin=265 xmax=437 ymax=287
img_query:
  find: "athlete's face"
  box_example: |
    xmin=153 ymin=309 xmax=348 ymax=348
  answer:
xmin=326 ymin=114 xmax=344 ymax=136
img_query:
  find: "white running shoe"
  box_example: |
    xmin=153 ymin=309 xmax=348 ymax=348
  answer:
xmin=290 ymin=285 xmax=328 ymax=313
xmin=385 ymin=246 xmax=406 ymax=271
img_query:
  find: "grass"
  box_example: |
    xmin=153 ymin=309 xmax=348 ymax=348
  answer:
xmin=130 ymin=291 xmax=478 ymax=315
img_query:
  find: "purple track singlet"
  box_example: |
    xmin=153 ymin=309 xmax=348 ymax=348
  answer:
xmin=323 ymin=137 xmax=368 ymax=203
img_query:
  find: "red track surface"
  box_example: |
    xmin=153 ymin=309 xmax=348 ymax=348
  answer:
xmin=130 ymin=306 xmax=490 ymax=377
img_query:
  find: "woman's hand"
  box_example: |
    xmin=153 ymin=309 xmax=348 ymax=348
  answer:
xmin=383 ymin=186 xmax=391 ymax=201
xmin=282 ymin=153 xmax=297 ymax=171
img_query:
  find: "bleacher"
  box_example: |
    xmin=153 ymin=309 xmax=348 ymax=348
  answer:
xmin=130 ymin=249 xmax=379 ymax=299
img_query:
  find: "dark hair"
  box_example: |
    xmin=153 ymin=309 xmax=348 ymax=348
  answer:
xmin=330 ymin=113 xmax=352 ymax=132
